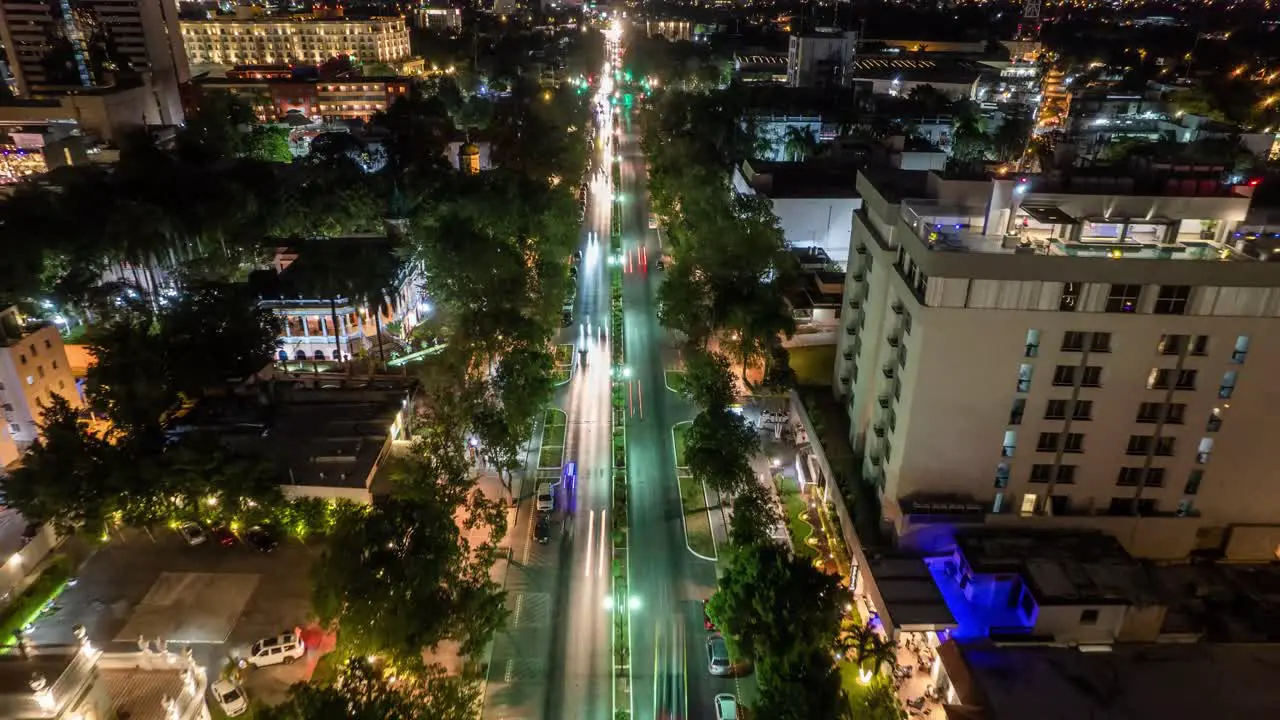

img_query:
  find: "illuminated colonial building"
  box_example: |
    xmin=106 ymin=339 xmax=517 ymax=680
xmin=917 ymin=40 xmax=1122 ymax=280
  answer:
xmin=179 ymin=16 xmax=410 ymax=66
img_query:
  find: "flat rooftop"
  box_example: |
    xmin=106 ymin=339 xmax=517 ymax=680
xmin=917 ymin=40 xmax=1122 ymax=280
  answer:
xmin=865 ymin=555 xmax=956 ymax=632
xmin=947 ymin=641 xmax=1280 ymax=720
xmin=742 ymin=160 xmax=861 ymax=199
xmin=168 ymin=379 xmax=412 ymax=490
xmin=955 ymin=529 xmax=1150 ymax=606
xmin=850 ymin=56 xmax=988 ymax=84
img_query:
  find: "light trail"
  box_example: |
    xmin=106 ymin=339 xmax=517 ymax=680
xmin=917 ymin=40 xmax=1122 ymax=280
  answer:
xmin=585 ymin=509 xmax=596 ymax=578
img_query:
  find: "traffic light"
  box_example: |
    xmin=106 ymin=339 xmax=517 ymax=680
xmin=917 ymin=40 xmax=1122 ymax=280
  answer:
xmin=624 ymin=70 xmax=633 ymax=82
xmin=623 ymin=93 xmax=633 ymax=106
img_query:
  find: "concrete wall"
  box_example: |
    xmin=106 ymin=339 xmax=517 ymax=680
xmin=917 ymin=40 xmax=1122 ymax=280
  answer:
xmin=1033 ymin=603 xmax=1127 ymax=644
xmin=280 ymin=484 xmax=372 ymax=504
xmin=0 ymin=523 xmax=58 ymax=614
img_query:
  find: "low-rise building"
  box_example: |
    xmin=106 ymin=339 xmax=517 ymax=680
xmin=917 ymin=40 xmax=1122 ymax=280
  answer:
xmin=934 ymin=640 xmax=1280 ymax=719
xmin=732 ymin=159 xmax=863 ymax=263
xmin=0 ymin=644 xmax=209 ymax=720
xmin=849 ymin=55 xmax=988 ymax=100
xmin=0 ymin=307 xmax=81 ymax=465
xmin=251 ymin=237 xmax=426 ymax=364
xmin=169 ymin=376 xmax=414 ymax=503
xmin=188 ymin=75 xmax=411 ymax=123
xmin=836 ymin=166 xmax=1280 ymax=561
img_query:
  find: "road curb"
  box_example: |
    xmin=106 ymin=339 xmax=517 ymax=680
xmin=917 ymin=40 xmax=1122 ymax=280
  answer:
xmin=670 ymin=422 xmax=716 ymax=562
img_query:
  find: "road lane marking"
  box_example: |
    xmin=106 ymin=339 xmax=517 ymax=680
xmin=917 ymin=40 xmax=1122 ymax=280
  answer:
xmin=512 ymin=592 xmax=524 ymax=628
xmin=638 ymin=379 xmax=643 ymax=420
xmin=504 ymin=658 xmax=514 ymax=683
xmin=585 ymin=509 xmax=596 ymax=577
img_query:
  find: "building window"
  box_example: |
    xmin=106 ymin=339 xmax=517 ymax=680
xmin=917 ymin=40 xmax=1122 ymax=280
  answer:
xmin=1072 ymin=400 xmax=1093 ymax=421
xmin=18 ymin=354 xmax=25 ymax=365
xmin=1057 ymin=465 xmax=1077 ymax=484
xmin=1136 ymin=402 xmax=1162 ymax=423
xmin=1175 ymin=369 xmax=1198 ymax=390
xmin=1218 ymin=371 xmax=1237 ymax=398
xmin=1116 ymin=467 xmax=1144 ymax=486
xmin=1051 ymin=365 xmax=1076 ymax=386
xmin=1059 ymin=282 xmax=1081 ymax=311
xmin=25 ymin=376 xmax=33 ymax=386
xmin=1165 ymin=403 xmax=1186 ymax=424
xmin=1158 ymin=334 xmax=1186 ymax=355
xmin=995 ymin=463 xmax=1010 ymax=488
xmin=1090 ymin=332 xmax=1112 ymax=353
xmin=1030 ymin=464 xmax=1053 ymax=483
xmin=1153 ymin=285 xmax=1191 ymax=315
xmin=1080 ymin=366 xmax=1102 ymax=387
xmin=1196 ymin=437 xmax=1213 ymax=464
xmin=1079 ymin=609 xmax=1099 ymax=625
xmin=1036 ymin=432 xmax=1059 ymax=452
xmin=51 ymin=360 xmax=58 ymax=370
xmin=1156 ymin=437 xmax=1176 ymax=456
xmin=1144 ymin=468 xmax=1166 ymax=487
xmin=1063 ymin=433 xmax=1084 ymax=453
xmin=1190 ymin=335 xmax=1209 ymax=356
xmin=1016 ymin=364 xmax=1033 ymax=392
xmin=43 ymin=339 xmax=51 ymax=349
xmin=1009 ymin=398 xmax=1025 ymax=425
xmin=1231 ymin=335 xmax=1250 ymax=363
xmin=1061 ymin=331 xmax=1085 ymax=352
xmin=1206 ymin=408 xmax=1223 ymax=432
xmin=36 ymin=366 xmax=44 ymax=379
xmin=1147 ymin=369 xmax=1171 ymax=390
xmin=1105 ymin=284 xmax=1141 ymax=313
xmin=1044 ymin=399 xmax=1068 ymax=420
xmin=1184 ymin=470 xmax=1203 ymax=495
xmin=1126 ymin=436 xmax=1152 ymax=455
xmin=1002 ymin=430 xmax=1017 ymax=457
xmin=1025 ymin=329 xmax=1040 ymax=357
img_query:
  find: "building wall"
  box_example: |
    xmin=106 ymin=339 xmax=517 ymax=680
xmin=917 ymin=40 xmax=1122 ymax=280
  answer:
xmin=193 ymin=78 xmax=409 ymax=122
xmin=1033 ymin=604 xmax=1127 ymax=644
xmin=0 ymin=322 xmax=81 ymax=446
xmin=731 ymin=168 xmax=861 ymax=262
xmin=180 ymin=18 xmax=411 ymax=66
xmin=838 ymin=172 xmax=1280 ymax=561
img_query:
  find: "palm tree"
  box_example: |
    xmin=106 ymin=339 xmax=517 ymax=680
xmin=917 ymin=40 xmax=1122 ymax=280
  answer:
xmin=782 ymin=126 xmax=820 ymax=161
xmin=839 ymin=622 xmax=897 ymax=675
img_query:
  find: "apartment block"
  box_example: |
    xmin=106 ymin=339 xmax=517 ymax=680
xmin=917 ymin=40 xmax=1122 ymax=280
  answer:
xmin=179 ymin=16 xmax=411 ymax=67
xmin=0 ymin=307 xmax=81 ymax=465
xmin=836 ymin=168 xmax=1280 ymax=560
xmin=0 ymin=0 xmax=189 ymax=123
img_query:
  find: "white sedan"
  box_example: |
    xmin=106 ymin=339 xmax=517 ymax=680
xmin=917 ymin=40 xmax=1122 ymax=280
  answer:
xmin=714 ymin=693 xmax=738 ymax=720
xmin=210 ymin=679 xmax=248 ymax=717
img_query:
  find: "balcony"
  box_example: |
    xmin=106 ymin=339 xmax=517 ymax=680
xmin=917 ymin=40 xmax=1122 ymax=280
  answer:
xmin=845 ymin=324 xmax=859 ymax=336
xmin=886 ymin=333 xmax=901 ymax=348
xmin=877 ymin=394 xmax=890 ymax=409
xmin=843 ymin=348 xmax=855 ymax=361
xmin=891 ymin=301 xmax=904 ymax=315
xmin=848 ymin=298 xmax=861 ymax=310
xmin=839 ymin=375 xmax=851 ymax=386
xmin=881 ymin=364 xmax=895 ymax=380
xmin=873 ymin=424 xmax=885 ymax=438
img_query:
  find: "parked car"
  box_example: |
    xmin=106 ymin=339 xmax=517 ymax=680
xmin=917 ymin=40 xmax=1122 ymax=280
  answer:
xmin=241 ymin=629 xmax=305 ymax=668
xmin=245 ymin=525 xmax=279 ymax=553
xmin=20 ymin=522 xmax=42 ymax=547
xmin=536 ymin=483 xmax=555 ymax=512
xmin=655 ymin=259 xmax=665 ymax=271
xmin=714 ymin=693 xmax=739 ymax=720
xmin=706 ymin=634 xmax=731 ymax=676
xmin=177 ymin=522 xmax=206 ymax=546
xmin=209 ymin=679 xmax=248 ymax=717
xmin=535 ymin=514 xmax=550 ymax=544
xmin=209 ymin=525 xmax=237 ymax=547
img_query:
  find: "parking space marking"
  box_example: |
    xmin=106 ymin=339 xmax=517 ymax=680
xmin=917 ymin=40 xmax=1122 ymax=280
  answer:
xmin=511 ymin=592 xmax=524 ymax=629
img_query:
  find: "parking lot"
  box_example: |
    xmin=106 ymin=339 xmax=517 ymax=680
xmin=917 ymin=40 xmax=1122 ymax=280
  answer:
xmin=24 ymin=527 xmax=323 ymax=704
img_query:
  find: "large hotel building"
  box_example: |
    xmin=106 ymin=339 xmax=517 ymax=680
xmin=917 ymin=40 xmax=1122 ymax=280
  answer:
xmin=180 ymin=15 xmax=410 ymax=66
xmin=834 ymin=168 xmax=1280 ymax=559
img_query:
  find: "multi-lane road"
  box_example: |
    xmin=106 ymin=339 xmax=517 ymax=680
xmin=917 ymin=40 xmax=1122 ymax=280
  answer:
xmin=483 ymin=27 xmax=745 ymax=720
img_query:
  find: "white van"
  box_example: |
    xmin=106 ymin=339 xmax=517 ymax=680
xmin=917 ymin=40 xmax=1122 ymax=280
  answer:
xmin=536 ymin=483 xmax=555 ymax=512
xmin=241 ymin=630 xmax=305 ymax=668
